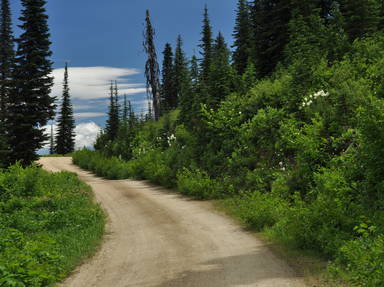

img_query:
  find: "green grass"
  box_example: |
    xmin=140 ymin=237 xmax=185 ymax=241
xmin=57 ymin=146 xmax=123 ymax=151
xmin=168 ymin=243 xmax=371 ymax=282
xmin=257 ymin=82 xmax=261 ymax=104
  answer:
xmin=0 ymin=164 xmax=105 ymax=287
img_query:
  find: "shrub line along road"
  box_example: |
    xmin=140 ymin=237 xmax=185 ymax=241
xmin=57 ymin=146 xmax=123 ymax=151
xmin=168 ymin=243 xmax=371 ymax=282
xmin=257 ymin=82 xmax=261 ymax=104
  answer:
xmin=39 ymin=157 xmax=306 ymax=287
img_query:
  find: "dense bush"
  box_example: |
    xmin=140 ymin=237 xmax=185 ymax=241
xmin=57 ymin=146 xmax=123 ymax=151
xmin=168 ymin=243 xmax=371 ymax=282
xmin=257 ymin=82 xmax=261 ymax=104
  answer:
xmin=73 ymin=34 xmax=384 ymax=286
xmin=0 ymin=164 xmax=105 ymax=287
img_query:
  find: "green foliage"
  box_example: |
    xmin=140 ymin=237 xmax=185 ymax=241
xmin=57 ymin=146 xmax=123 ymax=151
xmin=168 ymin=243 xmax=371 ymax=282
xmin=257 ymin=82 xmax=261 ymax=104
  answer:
xmin=0 ymin=164 xmax=105 ymax=287
xmin=331 ymin=235 xmax=384 ymax=286
xmin=221 ymin=191 xmax=288 ymax=231
xmin=176 ymin=168 xmax=222 ymax=199
xmin=77 ymin=7 xmax=384 ymax=285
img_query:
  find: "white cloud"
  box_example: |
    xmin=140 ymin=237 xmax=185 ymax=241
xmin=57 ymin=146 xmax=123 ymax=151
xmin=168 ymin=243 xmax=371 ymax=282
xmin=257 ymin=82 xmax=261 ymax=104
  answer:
xmin=74 ymin=112 xmax=105 ymax=118
xmin=51 ymin=66 xmax=145 ymax=100
xmin=75 ymin=122 xmax=101 ymax=150
xmin=42 ymin=122 xmax=101 ymax=150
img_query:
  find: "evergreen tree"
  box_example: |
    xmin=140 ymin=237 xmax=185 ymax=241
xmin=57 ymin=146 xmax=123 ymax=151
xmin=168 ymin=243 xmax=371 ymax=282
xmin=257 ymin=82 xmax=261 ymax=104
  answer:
xmin=174 ymin=35 xmax=189 ymax=107
xmin=233 ymin=0 xmax=252 ymax=75
xmin=176 ymin=37 xmax=195 ymax=126
xmin=105 ymin=81 xmax=119 ymax=140
xmin=55 ymin=63 xmax=75 ymax=155
xmin=190 ymin=54 xmax=199 ymax=85
xmin=251 ymin=0 xmax=291 ymax=77
xmin=122 ymin=94 xmax=129 ymax=123
xmin=199 ymin=5 xmax=213 ymax=83
xmin=0 ymin=0 xmax=14 ymax=166
xmin=161 ymin=43 xmax=176 ymax=111
xmin=379 ymin=0 xmax=384 ymax=30
xmin=144 ymin=9 xmax=161 ymax=121
xmin=49 ymin=123 xmax=54 ymax=155
xmin=8 ymin=0 xmax=55 ymax=166
xmin=0 ymin=0 xmax=13 ymax=123
xmin=208 ymin=32 xmax=233 ymax=108
xmin=339 ymin=0 xmax=381 ymax=40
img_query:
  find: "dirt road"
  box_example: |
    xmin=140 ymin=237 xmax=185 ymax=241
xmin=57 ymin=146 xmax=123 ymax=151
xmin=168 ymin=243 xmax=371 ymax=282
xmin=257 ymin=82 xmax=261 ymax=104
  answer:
xmin=39 ymin=157 xmax=306 ymax=287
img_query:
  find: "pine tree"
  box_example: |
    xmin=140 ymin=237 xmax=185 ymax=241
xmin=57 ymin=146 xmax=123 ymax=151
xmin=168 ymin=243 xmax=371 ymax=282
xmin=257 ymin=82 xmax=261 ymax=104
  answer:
xmin=161 ymin=43 xmax=176 ymax=111
xmin=208 ymin=32 xmax=233 ymax=108
xmin=190 ymin=54 xmax=199 ymax=85
xmin=8 ymin=0 xmax=55 ymax=166
xmin=49 ymin=123 xmax=54 ymax=155
xmin=122 ymin=94 xmax=129 ymax=123
xmin=0 ymin=0 xmax=13 ymax=123
xmin=105 ymin=81 xmax=119 ymax=140
xmin=233 ymin=0 xmax=252 ymax=75
xmin=144 ymin=10 xmax=161 ymax=121
xmin=251 ymin=0 xmax=291 ymax=77
xmin=0 ymin=0 xmax=14 ymax=166
xmin=380 ymin=0 xmax=384 ymax=30
xmin=174 ymin=35 xmax=189 ymax=107
xmin=55 ymin=63 xmax=75 ymax=155
xmin=199 ymin=5 xmax=213 ymax=83
xmin=339 ymin=0 xmax=381 ymax=41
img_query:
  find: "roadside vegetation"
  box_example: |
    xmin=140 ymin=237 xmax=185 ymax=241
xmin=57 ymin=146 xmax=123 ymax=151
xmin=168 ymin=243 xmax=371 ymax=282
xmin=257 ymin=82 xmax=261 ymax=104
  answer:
xmin=74 ymin=1 xmax=384 ymax=284
xmin=0 ymin=164 xmax=105 ymax=287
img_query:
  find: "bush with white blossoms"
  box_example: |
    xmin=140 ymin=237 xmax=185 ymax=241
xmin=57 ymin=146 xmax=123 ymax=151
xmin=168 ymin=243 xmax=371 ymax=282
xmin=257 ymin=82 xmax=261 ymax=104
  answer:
xmin=167 ymin=134 xmax=176 ymax=146
xmin=300 ymin=90 xmax=329 ymax=109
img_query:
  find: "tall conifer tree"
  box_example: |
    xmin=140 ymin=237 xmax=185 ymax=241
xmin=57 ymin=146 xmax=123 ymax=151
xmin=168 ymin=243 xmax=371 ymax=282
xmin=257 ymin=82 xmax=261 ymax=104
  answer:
xmin=0 ymin=0 xmax=13 ymax=123
xmin=49 ymin=124 xmax=54 ymax=155
xmin=161 ymin=43 xmax=176 ymax=111
xmin=199 ymin=5 xmax=213 ymax=83
xmin=251 ymin=0 xmax=291 ymax=77
xmin=106 ymin=81 xmax=119 ymax=140
xmin=55 ymin=63 xmax=75 ymax=155
xmin=174 ymin=35 xmax=189 ymax=107
xmin=0 ymin=0 xmax=14 ymax=166
xmin=208 ymin=32 xmax=233 ymax=108
xmin=8 ymin=0 xmax=55 ymax=165
xmin=339 ymin=0 xmax=381 ymax=40
xmin=233 ymin=0 xmax=252 ymax=75
xmin=144 ymin=10 xmax=161 ymax=121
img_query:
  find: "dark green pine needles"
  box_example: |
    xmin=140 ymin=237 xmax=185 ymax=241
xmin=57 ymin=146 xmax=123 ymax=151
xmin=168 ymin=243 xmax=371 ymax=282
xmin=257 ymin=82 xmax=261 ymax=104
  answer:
xmin=7 ymin=0 xmax=55 ymax=166
xmin=55 ymin=63 xmax=75 ymax=155
xmin=0 ymin=0 xmax=14 ymax=167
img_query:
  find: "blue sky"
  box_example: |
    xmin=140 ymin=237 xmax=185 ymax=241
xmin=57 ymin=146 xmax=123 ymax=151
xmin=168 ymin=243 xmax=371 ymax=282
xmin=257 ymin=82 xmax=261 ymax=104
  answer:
xmin=9 ymin=0 xmax=237 ymax=148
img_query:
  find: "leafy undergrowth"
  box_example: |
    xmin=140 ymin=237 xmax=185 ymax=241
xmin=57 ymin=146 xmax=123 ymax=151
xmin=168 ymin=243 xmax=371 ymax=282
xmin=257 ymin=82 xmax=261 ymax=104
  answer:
xmin=73 ymin=149 xmax=384 ymax=287
xmin=0 ymin=164 xmax=105 ymax=287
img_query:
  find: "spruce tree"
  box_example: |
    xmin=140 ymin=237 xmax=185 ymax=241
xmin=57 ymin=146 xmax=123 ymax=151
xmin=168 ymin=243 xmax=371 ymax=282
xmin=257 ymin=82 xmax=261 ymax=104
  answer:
xmin=199 ymin=5 xmax=213 ymax=83
xmin=233 ymin=0 xmax=252 ymax=75
xmin=0 ymin=0 xmax=13 ymax=122
xmin=0 ymin=0 xmax=14 ymax=166
xmin=144 ymin=9 xmax=161 ymax=121
xmin=55 ymin=63 xmax=75 ymax=155
xmin=8 ymin=0 xmax=55 ymax=165
xmin=122 ymin=94 xmax=129 ymax=123
xmin=208 ymin=32 xmax=233 ymax=108
xmin=251 ymin=0 xmax=291 ymax=77
xmin=339 ymin=0 xmax=381 ymax=41
xmin=161 ymin=43 xmax=176 ymax=111
xmin=49 ymin=123 xmax=54 ymax=155
xmin=105 ymin=81 xmax=119 ymax=140
xmin=174 ymin=35 xmax=189 ymax=107
xmin=190 ymin=54 xmax=199 ymax=85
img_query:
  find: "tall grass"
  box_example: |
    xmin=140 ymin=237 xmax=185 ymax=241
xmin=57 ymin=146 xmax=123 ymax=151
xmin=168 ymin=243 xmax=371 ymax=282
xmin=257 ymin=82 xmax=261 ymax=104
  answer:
xmin=0 ymin=164 xmax=105 ymax=287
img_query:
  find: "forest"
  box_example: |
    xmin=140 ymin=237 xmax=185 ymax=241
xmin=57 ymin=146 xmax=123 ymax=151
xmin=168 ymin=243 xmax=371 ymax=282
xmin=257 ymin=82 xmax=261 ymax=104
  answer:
xmin=72 ymin=0 xmax=384 ymax=286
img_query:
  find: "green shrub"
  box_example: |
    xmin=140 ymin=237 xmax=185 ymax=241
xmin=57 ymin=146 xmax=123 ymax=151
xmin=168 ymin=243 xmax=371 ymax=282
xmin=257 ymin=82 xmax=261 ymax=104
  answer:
xmin=176 ymin=168 xmax=221 ymax=199
xmin=221 ymin=191 xmax=288 ymax=231
xmin=331 ymin=235 xmax=384 ymax=287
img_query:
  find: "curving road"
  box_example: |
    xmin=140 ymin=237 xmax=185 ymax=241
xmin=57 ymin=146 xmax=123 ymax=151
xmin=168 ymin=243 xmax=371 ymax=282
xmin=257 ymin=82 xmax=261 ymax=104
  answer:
xmin=39 ymin=157 xmax=306 ymax=287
